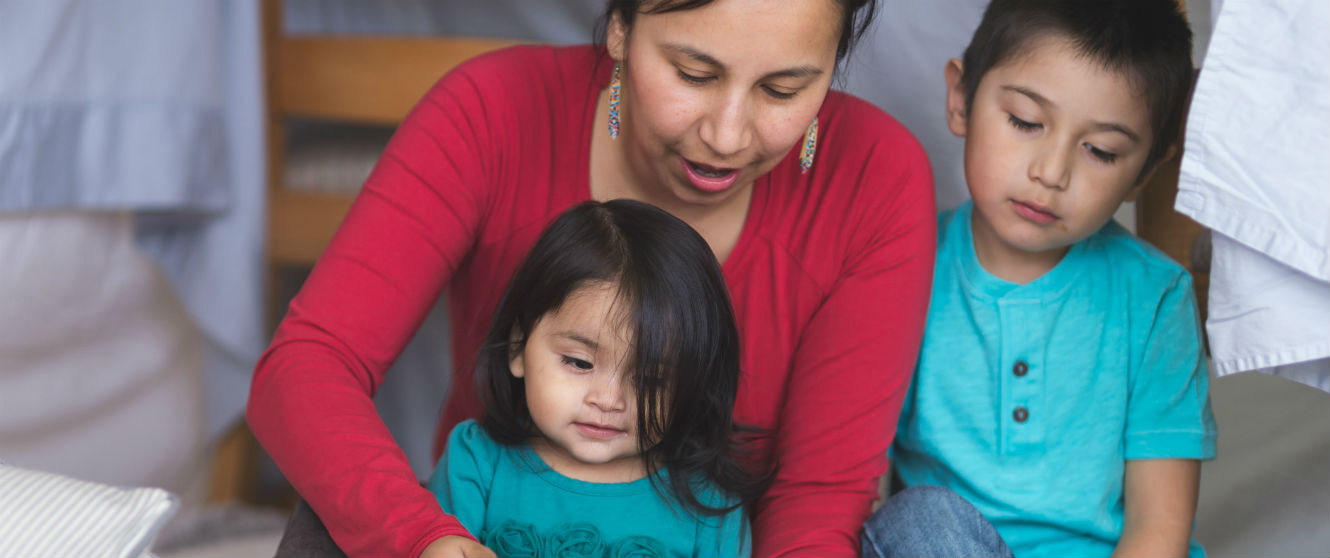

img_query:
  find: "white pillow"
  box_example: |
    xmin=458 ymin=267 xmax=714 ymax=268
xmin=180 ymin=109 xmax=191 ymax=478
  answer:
xmin=0 ymin=463 xmax=179 ymax=558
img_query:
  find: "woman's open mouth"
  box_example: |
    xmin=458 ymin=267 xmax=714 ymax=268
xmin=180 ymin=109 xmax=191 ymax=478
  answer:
xmin=681 ymin=157 xmax=740 ymax=193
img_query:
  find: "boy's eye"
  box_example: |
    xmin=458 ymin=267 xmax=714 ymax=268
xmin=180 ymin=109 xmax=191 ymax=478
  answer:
xmin=677 ymin=69 xmax=714 ymax=85
xmin=1085 ymin=143 xmax=1119 ymax=163
xmin=761 ymin=85 xmax=796 ymax=100
xmin=561 ymin=355 xmax=593 ymax=371
xmin=1007 ymin=114 xmax=1041 ymax=132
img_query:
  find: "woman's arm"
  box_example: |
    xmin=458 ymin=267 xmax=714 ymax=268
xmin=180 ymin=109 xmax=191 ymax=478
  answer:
xmin=753 ymin=113 xmax=937 ymax=557
xmin=247 ymin=50 xmax=515 ymax=557
xmin=1112 ymin=458 xmax=1201 ymax=558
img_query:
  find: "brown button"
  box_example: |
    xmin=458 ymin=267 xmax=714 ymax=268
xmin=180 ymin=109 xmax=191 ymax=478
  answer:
xmin=1013 ymin=407 xmax=1029 ymax=423
xmin=1013 ymin=361 xmax=1029 ymax=377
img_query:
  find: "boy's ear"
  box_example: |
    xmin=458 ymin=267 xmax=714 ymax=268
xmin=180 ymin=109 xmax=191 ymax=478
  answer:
xmin=607 ymin=11 xmax=627 ymax=62
xmin=944 ymin=58 xmax=969 ymax=137
xmin=1125 ymin=144 xmax=1179 ymax=202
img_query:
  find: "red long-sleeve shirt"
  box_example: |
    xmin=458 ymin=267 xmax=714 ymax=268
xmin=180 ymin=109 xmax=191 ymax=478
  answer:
xmin=248 ymin=45 xmax=935 ymax=558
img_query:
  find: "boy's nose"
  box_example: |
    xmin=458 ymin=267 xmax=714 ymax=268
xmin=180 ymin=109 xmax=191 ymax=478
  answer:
xmin=1030 ymin=145 xmax=1071 ymax=190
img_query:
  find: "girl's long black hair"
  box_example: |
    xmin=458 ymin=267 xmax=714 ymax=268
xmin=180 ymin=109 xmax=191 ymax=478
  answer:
xmin=476 ymin=199 xmax=771 ymax=516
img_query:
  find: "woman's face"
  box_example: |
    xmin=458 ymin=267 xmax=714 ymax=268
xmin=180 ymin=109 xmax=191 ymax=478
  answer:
xmin=608 ymin=0 xmax=842 ymax=207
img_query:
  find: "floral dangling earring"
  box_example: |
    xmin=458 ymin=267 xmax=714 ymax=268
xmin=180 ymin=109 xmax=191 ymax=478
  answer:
xmin=799 ymin=117 xmax=818 ymax=173
xmin=608 ymin=62 xmax=622 ymax=140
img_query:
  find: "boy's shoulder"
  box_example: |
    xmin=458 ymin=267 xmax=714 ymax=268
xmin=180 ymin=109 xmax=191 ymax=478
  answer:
xmin=1084 ymin=220 xmax=1193 ymax=292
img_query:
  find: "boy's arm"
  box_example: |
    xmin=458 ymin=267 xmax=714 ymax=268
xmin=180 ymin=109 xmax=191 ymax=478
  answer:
xmin=1112 ymin=458 xmax=1200 ymax=558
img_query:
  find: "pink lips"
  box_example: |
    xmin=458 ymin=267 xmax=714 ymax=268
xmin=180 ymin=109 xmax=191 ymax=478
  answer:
xmin=681 ymin=157 xmax=740 ymax=193
xmin=1011 ymin=200 xmax=1058 ymax=224
xmin=575 ymin=422 xmax=626 ymax=439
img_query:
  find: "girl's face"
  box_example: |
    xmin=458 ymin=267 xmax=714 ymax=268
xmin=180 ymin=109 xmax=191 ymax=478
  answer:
xmin=607 ymin=0 xmax=841 ymax=207
xmin=510 ymin=282 xmax=647 ymax=483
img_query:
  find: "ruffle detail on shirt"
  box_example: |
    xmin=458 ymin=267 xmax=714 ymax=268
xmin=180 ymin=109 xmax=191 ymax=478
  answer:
xmin=482 ymin=520 xmax=671 ymax=557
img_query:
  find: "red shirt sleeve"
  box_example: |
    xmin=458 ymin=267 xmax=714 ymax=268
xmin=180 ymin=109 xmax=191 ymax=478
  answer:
xmin=750 ymin=104 xmax=937 ymax=557
xmin=246 ymin=50 xmax=518 ymax=558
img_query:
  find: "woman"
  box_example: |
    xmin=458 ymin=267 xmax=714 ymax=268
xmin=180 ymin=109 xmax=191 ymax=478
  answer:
xmin=247 ymin=1 xmax=936 ymax=556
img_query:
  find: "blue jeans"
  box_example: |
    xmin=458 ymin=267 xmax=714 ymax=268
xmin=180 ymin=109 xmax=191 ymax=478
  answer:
xmin=861 ymin=485 xmax=1013 ymax=558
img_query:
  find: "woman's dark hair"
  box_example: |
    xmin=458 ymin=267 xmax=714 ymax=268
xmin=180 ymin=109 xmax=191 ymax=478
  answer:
xmin=959 ymin=0 xmax=1194 ymax=181
xmin=477 ymin=199 xmax=769 ymax=516
xmin=598 ymin=0 xmax=878 ymax=67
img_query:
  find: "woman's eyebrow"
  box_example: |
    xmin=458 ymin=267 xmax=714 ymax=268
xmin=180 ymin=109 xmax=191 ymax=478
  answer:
xmin=662 ymin=42 xmax=823 ymax=79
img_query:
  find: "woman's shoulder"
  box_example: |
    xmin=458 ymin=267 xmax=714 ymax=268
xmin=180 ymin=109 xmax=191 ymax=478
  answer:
xmin=413 ymin=43 xmax=604 ymax=135
xmin=769 ymin=89 xmax=933 ymax=227
xmin=434 ymin=43 xmax=603 ymax=94
xmin=821 ymin=90 xmax=928 ymax=160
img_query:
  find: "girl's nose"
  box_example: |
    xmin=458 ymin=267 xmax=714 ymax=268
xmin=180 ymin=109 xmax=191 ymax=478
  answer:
xmin=698 ymin=91 xmax=753 ymax=158
xmin=586 ymin=375 xmax=628 ymax=412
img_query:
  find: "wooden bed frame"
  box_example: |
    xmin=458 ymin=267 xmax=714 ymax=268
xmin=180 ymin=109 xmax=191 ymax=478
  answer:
xmin=209 ymin=0 xmax=521 ymax=506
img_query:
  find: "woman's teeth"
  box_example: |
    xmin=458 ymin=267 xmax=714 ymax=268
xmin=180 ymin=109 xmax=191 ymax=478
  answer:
xmin=690 ymin=161 xmax=731 ymax=178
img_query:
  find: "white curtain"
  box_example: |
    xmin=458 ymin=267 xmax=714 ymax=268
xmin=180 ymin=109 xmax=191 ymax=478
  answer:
xmin=1176 ymin=0 xmax=1330 ymax=391
xmin=0 ymin=0 xmax=265 ymax=490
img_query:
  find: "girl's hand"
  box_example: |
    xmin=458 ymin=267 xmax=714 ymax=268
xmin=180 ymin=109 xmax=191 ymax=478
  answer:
xmin=420 ymin=535 xmax=497 ymax=558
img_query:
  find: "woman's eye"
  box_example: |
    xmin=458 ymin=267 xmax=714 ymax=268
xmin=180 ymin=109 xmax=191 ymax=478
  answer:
xmin=1085 ymin=144 xmax=1119 ymax=163
xmin=677 ymin=69 xmax=714 ymax=85
xmin=561 ymin=356 xmax=593 ymax=371
xmin=761 ymin=85 xmax=796 ymax=100
xmin=1007 ymin=114 xmax=1041 ymax=132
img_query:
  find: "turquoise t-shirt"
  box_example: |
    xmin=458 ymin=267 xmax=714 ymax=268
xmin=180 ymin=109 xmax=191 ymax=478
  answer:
xmin=893 ymin=202 xmax=1217 ymax=558
xmin=427 ymin=420 xmax=750 ymax=558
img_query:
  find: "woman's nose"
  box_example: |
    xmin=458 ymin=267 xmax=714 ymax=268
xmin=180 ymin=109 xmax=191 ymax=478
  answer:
xmin=698 ymin=91 xmax=753 ymax=158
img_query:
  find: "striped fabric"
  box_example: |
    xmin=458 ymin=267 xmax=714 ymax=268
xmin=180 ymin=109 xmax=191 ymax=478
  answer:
xmin=0 ymin=464 xmax=178 ymax=558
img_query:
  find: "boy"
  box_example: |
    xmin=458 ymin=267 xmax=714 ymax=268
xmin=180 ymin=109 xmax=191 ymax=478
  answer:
xmin=864 ymin=1 xmax=1216 ymax=557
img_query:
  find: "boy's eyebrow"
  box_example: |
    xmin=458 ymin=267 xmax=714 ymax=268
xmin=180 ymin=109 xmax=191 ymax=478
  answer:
xmin=554 ymin=331 xmax=599 ymax=351
xmin=1003 ymin=85 xmax=1142 ymax=142
xmin=662 ymin=42 xmax=823 ymax=79
xmin=1092 ymin=121 xmax=1141 ymax=143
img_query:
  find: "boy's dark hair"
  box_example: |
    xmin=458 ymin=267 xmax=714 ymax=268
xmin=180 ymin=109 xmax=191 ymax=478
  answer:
xmin=476 ymin=199 xmax=769 ymax=516
xmin=960 ymin=0 xmax=1193 ymax=179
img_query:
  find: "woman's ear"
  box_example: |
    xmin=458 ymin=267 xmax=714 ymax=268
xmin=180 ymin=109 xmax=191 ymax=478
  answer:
xmin=607 ymin=10 xmax=627 ymax=62
xmin=945 ymin=58 xmax=969 ymax=138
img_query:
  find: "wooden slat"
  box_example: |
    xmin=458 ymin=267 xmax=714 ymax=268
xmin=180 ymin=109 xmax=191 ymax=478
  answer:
xmin=269 ymin=189 xmax=356 ymax=265
xmin=277 ymin=36 xmax=520 ymax=124
xmin=208 ymin=420 xmax=260 ymax=503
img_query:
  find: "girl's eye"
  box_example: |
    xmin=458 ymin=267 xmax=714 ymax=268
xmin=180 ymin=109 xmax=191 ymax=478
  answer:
xmin=1085 ymin=143 xmax=1119 ymax=163
xmin=677 ymin=69 xmax=714 ymax=85
xmin=762 ymin=85 xmax=796 ymax=100
xmin=1007 ymin=114 xmax=1041 ymax=132
xmin=561 ymin=356 xmax=593 ymax=371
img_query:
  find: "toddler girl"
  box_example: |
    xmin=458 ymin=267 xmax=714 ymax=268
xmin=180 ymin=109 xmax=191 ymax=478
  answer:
xmin=427 ymin=199 xmax=766 ymax=558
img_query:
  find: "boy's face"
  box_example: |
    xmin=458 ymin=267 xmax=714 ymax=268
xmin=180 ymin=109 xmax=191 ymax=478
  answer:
xmin=946 ymin=35 xmax=1160 ymax=279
